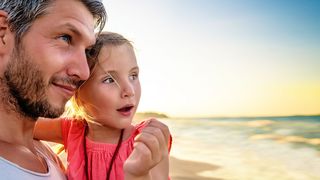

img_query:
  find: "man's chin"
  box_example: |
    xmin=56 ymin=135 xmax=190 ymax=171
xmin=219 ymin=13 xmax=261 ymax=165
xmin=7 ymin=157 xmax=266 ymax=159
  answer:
xmin=33 ymin=101 xmax=65 ymax=119
xmin=40 ymin=108 xmax=64 ymax=118
xmin=46 ymin=104 xmax=65 ymax=118
xmin=48 ymin=98 xmax=67 ymax=113
xmin=20 ymin=104 xmax=64 ymax=120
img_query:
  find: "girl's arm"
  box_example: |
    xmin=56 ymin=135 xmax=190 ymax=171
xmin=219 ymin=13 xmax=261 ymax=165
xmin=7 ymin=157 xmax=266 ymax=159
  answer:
xmin=150 ymin=156 xmax=169 ymax=180
xmin=145 ymin=119 xmax=170 ymax=180
xmin=34 ymin=118 xmax=63 ymax=144
xmin=124 ymin=119 xmax=171 ymax=180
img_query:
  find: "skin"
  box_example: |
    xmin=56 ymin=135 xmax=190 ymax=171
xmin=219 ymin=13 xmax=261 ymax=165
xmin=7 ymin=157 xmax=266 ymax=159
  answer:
xmin=35 ymin=44 xmax=170 ymax=179
xmin=0 ymin=0 xmax=95 ymax=173
xmin=124 ymin=119 xmax=170 ymax=179
xmin=80 ymin=44 xmax=141 ymax=142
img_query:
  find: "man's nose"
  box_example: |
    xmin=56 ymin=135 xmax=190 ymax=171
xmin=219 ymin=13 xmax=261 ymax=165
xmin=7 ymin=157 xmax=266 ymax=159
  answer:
xmin=66 ymin=49 xmax=90 ymax=81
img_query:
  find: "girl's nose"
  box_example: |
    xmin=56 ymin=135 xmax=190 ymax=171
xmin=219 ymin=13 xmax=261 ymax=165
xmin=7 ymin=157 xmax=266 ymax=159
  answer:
xmin=121 ymin=83 xmax=135 ymax=98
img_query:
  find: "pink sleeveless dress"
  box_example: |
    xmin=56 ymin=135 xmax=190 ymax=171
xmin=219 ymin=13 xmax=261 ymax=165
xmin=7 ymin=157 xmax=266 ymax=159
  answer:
xmin=61 ymin=118 xmax=172 ymax=180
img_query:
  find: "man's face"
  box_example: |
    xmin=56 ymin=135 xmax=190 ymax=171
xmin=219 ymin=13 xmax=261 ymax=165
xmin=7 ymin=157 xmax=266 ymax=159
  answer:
xmin=4 ymin=46 xmax=65 ymax=118
xmin=2 ymin=0 xmax=96 ymax=119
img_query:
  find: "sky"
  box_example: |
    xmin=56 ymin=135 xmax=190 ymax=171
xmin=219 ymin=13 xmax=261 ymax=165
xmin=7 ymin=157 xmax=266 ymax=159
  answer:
xmin=102 ymin=0 xmax=320 ymax=118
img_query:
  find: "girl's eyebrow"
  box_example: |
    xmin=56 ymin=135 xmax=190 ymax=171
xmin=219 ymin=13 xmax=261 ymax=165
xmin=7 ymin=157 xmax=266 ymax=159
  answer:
xmin=103 ymin=67 xmax=139 ymax=74
xmin=101 ymin=70 xmax=118 ymax=79
xmin=104 ymin=70 xmax=117 ymax=74
xmin=131 ymin=66 xmax=139 ymax=71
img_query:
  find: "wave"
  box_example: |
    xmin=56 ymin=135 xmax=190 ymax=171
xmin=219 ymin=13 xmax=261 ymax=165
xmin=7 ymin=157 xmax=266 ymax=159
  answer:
xmin=250 ymin=134 xmax=320 ymax=146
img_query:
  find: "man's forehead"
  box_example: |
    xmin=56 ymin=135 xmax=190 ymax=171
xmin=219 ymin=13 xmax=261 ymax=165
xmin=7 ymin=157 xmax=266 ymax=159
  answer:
xmin=44 ymin=0 xmax=96 ymax=44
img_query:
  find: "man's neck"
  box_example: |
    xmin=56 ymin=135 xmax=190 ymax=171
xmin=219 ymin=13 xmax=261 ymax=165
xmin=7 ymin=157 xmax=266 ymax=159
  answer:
xmin=0 ymin=106 xmax=52 ymax=174
xmin=0 ymin=108 xmax=36 ymax=149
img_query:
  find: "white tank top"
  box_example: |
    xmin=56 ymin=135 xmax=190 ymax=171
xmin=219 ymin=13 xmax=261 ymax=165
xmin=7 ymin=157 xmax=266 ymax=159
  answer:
xmin=0 ymin=149 xmax=66 ymax=180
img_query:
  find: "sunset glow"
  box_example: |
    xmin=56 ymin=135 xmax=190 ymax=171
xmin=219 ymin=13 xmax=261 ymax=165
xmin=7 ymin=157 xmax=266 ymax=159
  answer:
xmin=103 ymin=0 xmax=320 ymax=117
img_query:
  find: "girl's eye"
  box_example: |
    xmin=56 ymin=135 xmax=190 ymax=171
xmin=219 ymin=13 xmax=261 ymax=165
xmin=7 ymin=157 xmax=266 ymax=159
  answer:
xmin=103 ymin=77 xmax=115 ymax=84
xmin=58 ymin=34 xmax=72 ymax=44
xmin=129 ymin=73 xmax=139 ymax=80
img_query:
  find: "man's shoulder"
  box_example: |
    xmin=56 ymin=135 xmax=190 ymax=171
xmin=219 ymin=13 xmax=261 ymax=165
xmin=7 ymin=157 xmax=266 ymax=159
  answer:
xmin=0 ymin=141 xmax=66 ymax=179
xmin=34 ymin=140 xmax=65 ymax=171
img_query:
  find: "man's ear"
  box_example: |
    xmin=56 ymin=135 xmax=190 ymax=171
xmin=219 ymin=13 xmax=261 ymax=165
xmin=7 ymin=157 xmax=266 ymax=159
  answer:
xmin=0 ymin=10 xmax=9 ymax=45
xmin=0 ymin=10 xmax=12 ymax=64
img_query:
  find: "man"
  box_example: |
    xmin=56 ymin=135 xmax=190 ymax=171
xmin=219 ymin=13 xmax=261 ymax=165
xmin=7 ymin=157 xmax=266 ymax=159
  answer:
xmin=0 ymin=0 xmax=106 ymax=179
xmin=0 ymin=0 xmax=170 ymax=179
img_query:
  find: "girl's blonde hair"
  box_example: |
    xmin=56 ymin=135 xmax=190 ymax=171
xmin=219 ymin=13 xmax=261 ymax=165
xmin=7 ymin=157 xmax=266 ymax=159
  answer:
xmin=63 ymin=32 xmax=133 ymax=121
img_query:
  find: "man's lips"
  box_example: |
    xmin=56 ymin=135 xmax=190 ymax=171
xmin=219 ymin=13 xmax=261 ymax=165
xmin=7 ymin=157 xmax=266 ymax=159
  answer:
xmin=52 ymin=82 xmax=77 ymax=96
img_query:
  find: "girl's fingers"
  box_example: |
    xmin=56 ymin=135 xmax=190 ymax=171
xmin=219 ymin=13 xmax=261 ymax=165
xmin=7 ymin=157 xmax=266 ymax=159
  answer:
xmin=134 ymin=131 xmax=161 ymax=163
xmin=141 ymin=126 xmax=167 ymax=155
xmin=124 ymin=119 xmax=171 ymax=177
xmin=145 ymin=118 xmax=171 ymax=147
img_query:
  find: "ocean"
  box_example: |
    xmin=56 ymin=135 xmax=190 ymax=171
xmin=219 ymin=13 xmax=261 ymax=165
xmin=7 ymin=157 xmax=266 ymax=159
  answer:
xmin=161 ymin=116 xmax=320 ymax=180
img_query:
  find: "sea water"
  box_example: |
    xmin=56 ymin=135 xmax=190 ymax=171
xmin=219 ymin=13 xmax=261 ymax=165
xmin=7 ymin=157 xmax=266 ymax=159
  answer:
xmin=162 ymin=116 xmax=320 ymax=180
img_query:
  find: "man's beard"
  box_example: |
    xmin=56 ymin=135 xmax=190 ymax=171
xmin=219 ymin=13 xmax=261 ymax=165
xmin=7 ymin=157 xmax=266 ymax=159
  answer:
xmin=1 ymin=46 xmax=65 ymax=120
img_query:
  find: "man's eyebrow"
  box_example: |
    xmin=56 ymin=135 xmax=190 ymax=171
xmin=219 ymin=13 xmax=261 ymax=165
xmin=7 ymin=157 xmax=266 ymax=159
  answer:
xmin=59 ymin=23 xmax=95 ymax=46
xmin=61 ymin=23 xmax=81 ymax=36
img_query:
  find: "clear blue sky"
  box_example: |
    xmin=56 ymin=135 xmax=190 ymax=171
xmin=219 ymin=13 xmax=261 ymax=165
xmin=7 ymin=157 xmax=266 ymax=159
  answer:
xmin=102 ymin=0 xmax=320 ymax=117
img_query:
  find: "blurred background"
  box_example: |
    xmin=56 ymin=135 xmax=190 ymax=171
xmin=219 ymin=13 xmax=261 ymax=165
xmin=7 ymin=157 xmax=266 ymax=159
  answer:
xmin=102 ymin=0 xmax=320 ymax=179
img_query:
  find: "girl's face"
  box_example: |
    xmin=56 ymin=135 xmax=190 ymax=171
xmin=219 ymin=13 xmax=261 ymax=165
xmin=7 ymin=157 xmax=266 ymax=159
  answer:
xmin=78 ymin=44 xmax=141 ymax=129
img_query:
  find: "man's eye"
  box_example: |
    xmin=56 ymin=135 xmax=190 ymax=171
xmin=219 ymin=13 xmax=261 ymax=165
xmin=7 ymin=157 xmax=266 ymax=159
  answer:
xmin=59 ymin=34 xmax=72 ymax=44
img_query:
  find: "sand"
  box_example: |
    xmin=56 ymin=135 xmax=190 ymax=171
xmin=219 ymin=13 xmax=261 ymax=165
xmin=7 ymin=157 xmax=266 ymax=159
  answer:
xmin=169 ymin=156 xmax=222 ymax=180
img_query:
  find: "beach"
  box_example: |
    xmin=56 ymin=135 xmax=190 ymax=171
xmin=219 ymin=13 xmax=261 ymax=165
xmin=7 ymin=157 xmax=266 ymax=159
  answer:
xmin=162 ymin=116 xmax=320 ymax=180
xmin=169 ymin=157 xmax=221 ymax=180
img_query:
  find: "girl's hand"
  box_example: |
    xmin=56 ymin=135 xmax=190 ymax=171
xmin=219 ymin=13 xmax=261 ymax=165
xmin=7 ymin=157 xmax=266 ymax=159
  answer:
xmin=124 ymin=118 xmax=170 ymax=179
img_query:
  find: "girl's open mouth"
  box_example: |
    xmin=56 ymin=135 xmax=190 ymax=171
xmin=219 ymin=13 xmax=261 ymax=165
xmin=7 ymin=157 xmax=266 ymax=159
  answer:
xmin=117 ymin=105 xmax=134 ymax=113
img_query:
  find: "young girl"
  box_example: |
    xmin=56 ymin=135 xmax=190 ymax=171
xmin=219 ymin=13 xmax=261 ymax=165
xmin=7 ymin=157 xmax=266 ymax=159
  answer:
xmin=34 ymin=32 xmax=172 ymax=180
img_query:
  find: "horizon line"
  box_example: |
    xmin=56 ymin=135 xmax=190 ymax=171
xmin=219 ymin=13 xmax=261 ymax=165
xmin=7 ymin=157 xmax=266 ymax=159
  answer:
xmin=170 ymin=114 xmax=320 ymax=119
xmin=136 ymin=111 xmax=320 ymax=119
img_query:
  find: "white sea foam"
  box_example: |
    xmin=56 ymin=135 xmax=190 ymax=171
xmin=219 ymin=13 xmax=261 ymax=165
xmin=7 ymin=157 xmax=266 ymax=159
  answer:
xmin=162 ymin=117 xmax=320 ymax=180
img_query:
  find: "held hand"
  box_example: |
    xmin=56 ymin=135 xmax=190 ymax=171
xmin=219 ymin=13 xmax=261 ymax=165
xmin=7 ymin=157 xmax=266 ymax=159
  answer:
xmin=124 ymin=119 xmax=170 ymax=179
